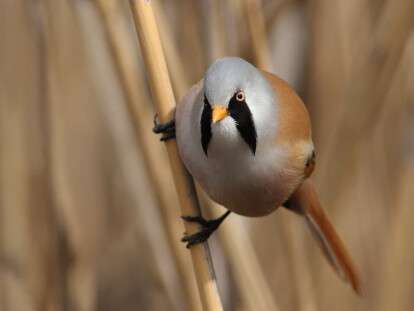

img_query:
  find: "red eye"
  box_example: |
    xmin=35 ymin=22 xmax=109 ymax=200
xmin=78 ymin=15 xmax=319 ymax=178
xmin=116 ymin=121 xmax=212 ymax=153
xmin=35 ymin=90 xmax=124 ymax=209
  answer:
xmin=235 ymin=91 xmax=245 ymax=102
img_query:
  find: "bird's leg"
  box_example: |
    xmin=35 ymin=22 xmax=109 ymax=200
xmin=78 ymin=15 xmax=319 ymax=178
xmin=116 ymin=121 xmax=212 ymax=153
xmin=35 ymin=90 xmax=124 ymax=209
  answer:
xmin=181 ymin=211 xmax=231 ymax=248
xmin=153 ymin=113 xmax=176 ymax=141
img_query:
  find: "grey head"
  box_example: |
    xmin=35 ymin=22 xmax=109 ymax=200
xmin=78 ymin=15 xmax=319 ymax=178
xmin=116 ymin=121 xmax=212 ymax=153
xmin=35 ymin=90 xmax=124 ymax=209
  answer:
xmin=200 ymin=57 xmax=276 ymax=156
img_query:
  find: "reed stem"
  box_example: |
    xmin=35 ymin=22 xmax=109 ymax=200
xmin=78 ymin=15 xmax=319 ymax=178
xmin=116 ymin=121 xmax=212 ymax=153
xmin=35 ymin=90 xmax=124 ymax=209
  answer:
xmin=129 ymin=1 xmax=223 ymax=310
xmin=95 ymin=1 xmax=202 ymax=310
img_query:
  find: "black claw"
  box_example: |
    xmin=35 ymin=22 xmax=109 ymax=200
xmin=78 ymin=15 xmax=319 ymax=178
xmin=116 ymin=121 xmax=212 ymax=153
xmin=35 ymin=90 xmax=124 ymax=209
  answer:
xmin=180 ymin=211 xmax=231 ymax=248
xmin=181 ymin=230 xmax=213 ymax=248
xmin=153 ymin=114 xmax=176 ymax=141
xmin=153 ymin=114 xmax=176 ymax=135
xmin=160 ymin=132 xmax=176 ymax=141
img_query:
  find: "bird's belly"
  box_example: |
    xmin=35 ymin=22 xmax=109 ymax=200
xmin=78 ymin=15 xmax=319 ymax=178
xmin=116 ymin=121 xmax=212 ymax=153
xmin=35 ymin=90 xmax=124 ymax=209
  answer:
xmin=197 ymin=150 xmax=302 ymax=217
xmin=202 ymin=176 xmax=285 ymax=217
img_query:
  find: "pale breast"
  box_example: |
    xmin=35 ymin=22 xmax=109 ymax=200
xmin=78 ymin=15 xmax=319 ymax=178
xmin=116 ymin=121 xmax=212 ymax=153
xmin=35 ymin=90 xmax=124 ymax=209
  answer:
xmin=201 ymin=143 xmax=304 ymax=217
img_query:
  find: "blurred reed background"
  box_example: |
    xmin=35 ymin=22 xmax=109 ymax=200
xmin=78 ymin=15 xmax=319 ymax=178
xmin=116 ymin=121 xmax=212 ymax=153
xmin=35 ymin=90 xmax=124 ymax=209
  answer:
xmin=1 ymin=0 xmax=414 ymax=310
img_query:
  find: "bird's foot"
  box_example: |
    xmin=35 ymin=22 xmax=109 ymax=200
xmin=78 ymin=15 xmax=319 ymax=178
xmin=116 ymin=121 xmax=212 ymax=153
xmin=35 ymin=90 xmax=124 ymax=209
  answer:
xmin=153 ymin=113 xmax=176 ymax=141
xmin=181 ymin=211 xmax=231 ymax=248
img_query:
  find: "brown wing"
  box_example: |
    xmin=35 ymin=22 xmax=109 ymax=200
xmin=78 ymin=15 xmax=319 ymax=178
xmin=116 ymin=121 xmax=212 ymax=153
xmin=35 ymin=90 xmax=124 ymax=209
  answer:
xmin=261 ymin=70 xmax=312 ymax=145
xmin=261 ymin=70 xmax=315 ymax=178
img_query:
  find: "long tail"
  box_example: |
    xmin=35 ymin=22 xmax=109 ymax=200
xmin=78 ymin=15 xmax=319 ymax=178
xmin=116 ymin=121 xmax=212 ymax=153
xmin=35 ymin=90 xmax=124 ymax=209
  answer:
xmin=285 ymin=179 xmax=362 ymax=294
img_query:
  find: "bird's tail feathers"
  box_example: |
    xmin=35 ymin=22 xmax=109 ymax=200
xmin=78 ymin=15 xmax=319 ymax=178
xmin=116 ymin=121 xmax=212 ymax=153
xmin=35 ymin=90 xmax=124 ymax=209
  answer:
xmin=286 ymin=179 xmax=362 ymax=294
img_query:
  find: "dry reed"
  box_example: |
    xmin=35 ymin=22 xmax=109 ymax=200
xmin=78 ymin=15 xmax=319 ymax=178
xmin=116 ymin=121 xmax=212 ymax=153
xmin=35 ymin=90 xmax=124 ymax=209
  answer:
xmin=94 ymin=1 xmax=201 ymax=310
xmin=129 ymin=1 xmax=223 ymax=310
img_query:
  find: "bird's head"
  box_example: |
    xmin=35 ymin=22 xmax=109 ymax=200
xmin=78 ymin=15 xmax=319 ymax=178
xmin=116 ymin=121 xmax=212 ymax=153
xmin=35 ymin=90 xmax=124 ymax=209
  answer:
xmin=200 ymin=57 xmax=276 ymax=156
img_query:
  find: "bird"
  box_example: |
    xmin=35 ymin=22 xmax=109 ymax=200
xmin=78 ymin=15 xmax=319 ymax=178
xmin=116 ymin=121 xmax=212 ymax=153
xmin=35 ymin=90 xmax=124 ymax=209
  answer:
xmin=153 ymin=57 xmax=361 ymax=294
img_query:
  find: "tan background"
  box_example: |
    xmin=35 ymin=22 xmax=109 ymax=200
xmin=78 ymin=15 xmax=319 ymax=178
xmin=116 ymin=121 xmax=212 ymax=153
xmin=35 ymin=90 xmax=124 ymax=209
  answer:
xmin=1 ymin=1 xmax=414 ymax=310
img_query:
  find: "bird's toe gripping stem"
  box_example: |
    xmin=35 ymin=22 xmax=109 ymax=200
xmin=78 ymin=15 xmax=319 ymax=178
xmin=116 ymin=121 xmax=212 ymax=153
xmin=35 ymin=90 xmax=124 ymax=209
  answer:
xmin=153 ymin=113 xmax=176 ymax=141
xmin=181 ymin=211 xmax=231 ymax=248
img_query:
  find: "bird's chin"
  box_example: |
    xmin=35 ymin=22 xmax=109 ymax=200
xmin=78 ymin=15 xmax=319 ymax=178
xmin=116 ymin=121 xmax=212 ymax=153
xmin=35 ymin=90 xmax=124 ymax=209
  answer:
xmin=209 ymin=117 xmax=243 ymax=156
xmin=211 ymin=117 xmax=238 ymax=138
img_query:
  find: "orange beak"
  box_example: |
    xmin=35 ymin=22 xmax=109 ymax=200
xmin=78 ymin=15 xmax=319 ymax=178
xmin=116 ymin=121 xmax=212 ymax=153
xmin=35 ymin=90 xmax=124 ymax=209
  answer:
xmin=212 ymin=105 xmax=229 ymax=123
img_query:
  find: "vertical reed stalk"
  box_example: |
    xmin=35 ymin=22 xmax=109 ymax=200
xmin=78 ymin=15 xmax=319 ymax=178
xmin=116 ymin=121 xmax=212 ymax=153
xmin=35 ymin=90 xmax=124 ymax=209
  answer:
xmin=153 ymin=0 xmax=188 ymax=99
xmin=94 ymin=1 xmax=201 ymax=310
xmin=129 ymin=1 xmax=223 ymax=310
xmin=242 ymin=0 xmax=272 ymax=69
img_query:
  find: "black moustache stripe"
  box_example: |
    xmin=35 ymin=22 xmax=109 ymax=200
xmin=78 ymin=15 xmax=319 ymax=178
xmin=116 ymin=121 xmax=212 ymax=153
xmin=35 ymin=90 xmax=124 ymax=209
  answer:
xmin=200 ymin=93 xmax=257 ymax=156
xmin=200 ymin=96 xmax=212 ymax=156
xmin=229 ymin=95 xmax=257 ymax=154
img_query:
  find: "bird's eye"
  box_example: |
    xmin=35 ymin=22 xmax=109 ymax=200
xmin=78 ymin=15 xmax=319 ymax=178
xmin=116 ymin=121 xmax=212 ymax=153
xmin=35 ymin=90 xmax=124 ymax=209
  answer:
xmin=235 ymin=90 xmax=245 ymax=102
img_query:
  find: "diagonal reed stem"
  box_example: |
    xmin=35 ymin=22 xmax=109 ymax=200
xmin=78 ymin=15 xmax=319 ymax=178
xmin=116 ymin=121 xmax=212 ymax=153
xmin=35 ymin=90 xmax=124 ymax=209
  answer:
xmin=128 ymin=1 xmax=223 ymax=310
xmin=94 ymin=1 xmax=201 ymax=310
